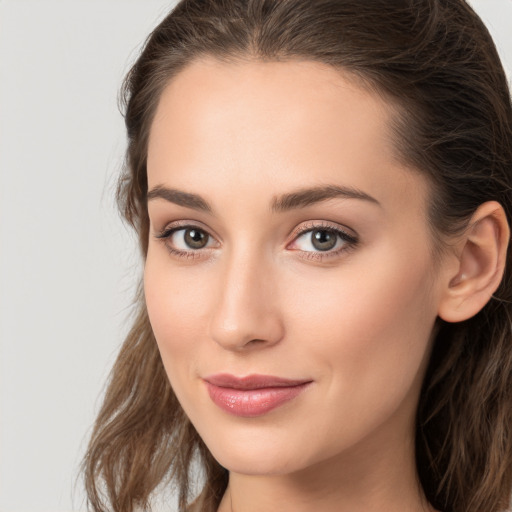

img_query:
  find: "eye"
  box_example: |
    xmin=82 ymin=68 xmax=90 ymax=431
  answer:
xmin=301 ymin=229 xmax=339 ymax=251
xmin=174 ymin=227 xmax=211 ymax=250
xmin=155 ymin=224 xmax=218 ymax=256
xmin=289 ymin=225 xmax=358 ymax=255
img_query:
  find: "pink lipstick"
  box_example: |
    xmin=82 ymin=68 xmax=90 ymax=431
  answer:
xmin=203 ymin=374 xmax=312 ymax=417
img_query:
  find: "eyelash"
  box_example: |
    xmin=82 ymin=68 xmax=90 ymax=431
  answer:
xmin=154 ymin=221 xmax=359 ymax=261
xmin=289 ymin=221 xmax=358 ymax=261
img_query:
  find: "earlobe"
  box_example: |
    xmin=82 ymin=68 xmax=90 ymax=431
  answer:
xmin=438 ymin=201 xmax=510 ymax=323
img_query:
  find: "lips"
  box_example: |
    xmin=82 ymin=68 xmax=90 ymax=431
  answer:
xmin=203 ymin=373 xmax=312 ymax=417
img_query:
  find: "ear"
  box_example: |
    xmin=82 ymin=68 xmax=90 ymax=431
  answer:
xmin=438 ymin=201 xmax=510 ymax=323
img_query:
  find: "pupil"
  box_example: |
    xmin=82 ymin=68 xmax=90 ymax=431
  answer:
xmin=312 ymin=229 xmax=337 ymax=251
xmin=185 ymin=229 xmax=208 ymax=249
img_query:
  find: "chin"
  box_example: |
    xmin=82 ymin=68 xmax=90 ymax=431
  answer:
xmin=212 ymin=448 xmax=301 ymax=476
xmin=196 ymin=422 xmax=316 ymax=476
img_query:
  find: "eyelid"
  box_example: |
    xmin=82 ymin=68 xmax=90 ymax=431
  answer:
xmin=286 ymin=220 xmax=359 ymax=260
xmin=287 ymin=220 xmax=358 ymax=244
xmin=154 ymin=219 xmax=220 ymax=241
xmin=152 ymin=220 xmax=221 ymax=260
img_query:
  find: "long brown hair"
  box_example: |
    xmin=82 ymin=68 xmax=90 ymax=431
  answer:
xmin=83 ymin=1 xmax=512 ymax=511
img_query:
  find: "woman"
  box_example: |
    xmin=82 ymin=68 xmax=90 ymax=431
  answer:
xmin=82 ymin=1 xmax=512 ymax=511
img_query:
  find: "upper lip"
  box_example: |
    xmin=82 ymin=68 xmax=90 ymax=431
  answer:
xmin=203 ymin=373 xmax=312 ymax=390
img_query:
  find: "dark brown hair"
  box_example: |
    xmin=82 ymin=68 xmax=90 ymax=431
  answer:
xmin=83 ymin=1 xmax=512 ymax=511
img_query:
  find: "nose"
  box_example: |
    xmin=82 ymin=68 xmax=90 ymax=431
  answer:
xmin=208 ymin=249 xmax=285 ymax=351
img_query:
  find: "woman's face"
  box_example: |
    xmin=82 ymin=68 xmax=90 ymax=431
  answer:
xmin=145 ymin=58 xmax=451 ymax=476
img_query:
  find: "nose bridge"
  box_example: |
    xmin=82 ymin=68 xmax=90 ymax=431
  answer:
xmin=209 ymin=241 xmax=283 ymax=351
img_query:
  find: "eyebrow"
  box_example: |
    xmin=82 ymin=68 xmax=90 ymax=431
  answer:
xmin=271 ymin=184 xmax=381 ymax=212
xmin=146 ymin=184 xmax=380 ymax=213
xmin=147 ymin=185 xmax=212 ymax=212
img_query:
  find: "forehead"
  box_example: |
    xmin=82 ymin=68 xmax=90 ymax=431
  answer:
xmin=147 ymin=57 xmax=427 ymax=212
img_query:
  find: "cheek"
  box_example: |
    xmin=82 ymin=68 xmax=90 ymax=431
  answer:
xmin=282 ymin=245 xmax=438 ymax=408
xmin=144 ymin=250 xmax=216 ymax=375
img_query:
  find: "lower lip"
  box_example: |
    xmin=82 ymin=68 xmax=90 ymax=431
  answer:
xmin=204 ymin=381 xmax=311 ymax=417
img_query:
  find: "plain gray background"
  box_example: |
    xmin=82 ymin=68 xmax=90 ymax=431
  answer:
xmin=0 ymin=1 xmax=511 ymax=511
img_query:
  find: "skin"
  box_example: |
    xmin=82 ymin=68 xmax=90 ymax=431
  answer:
xmin=144 ymin=58 xmax=454 ymax=512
